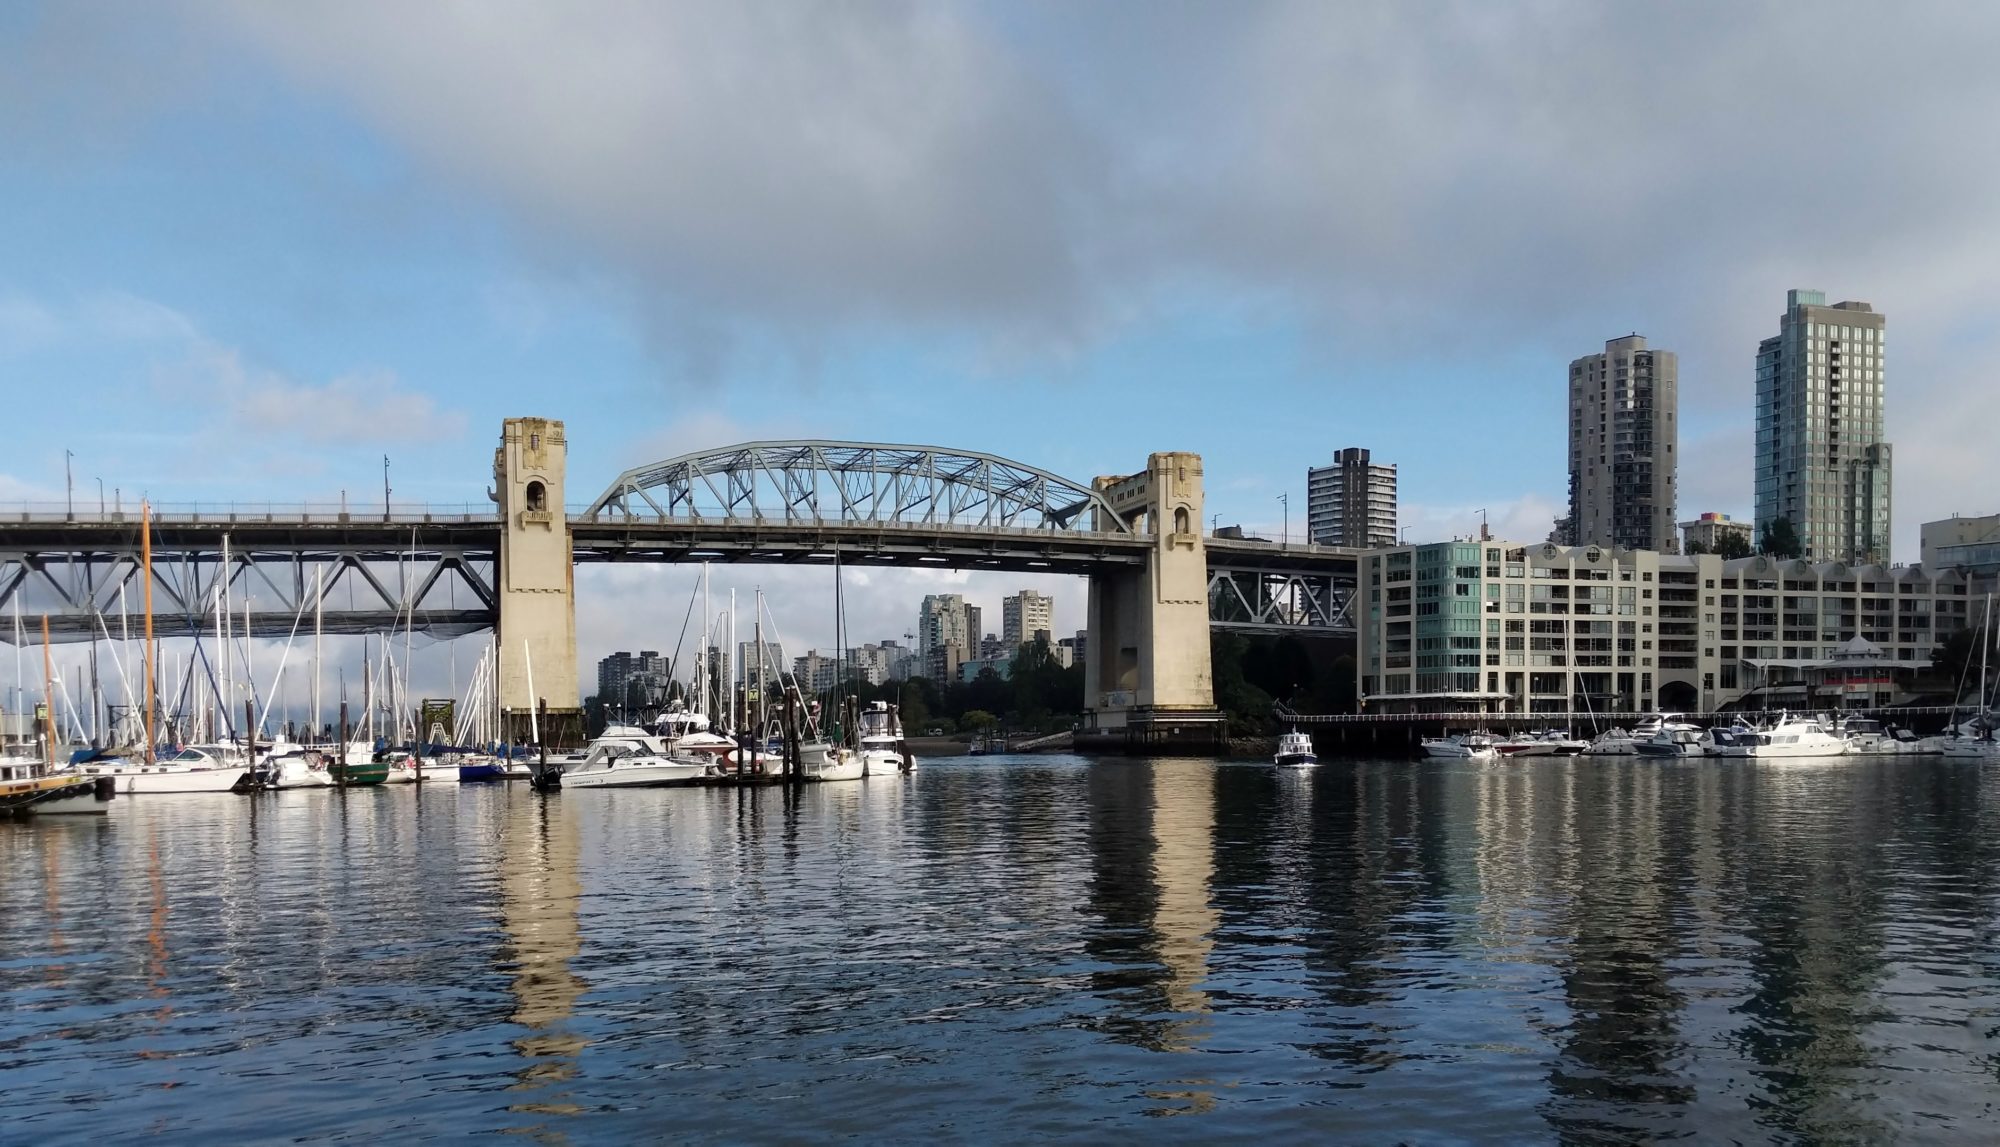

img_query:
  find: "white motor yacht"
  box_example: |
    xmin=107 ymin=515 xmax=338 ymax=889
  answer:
xmin=561 ymin=740 xmax=709 ymax=788
xmin=1837 ymin=717 xmax=1917 ymax=756
xmin=856 ymin=701 xmax=912 ymax=776
xmin=77 ymin=744 xmax=255 ymax=794
xmin=1582 ymin=728 xmax=1638 ymax=756
xmin=1420 ymin=733 xmax=1498 ymax=762
xmin=806 ymin=746 xmax=865 ymax=782
xmin=1746 ymin=713 xmax=1848 ymax=758
xmin=1274 ymin=729 xmax=1318 ymax=767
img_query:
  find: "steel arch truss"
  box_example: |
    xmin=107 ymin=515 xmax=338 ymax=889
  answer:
xmin=0 ymin=545 xmax=497 ymax=644
xmin=585 ymin=441 xmax=1133 ymax=534
xmin=1207 ymin=567 xmax=1355 ymax=634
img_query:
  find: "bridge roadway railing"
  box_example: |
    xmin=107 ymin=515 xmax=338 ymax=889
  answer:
xmin=0 ymin=502 xmax=502 ymax=526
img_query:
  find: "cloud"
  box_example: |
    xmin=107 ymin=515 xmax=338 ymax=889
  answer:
xmin=205 ymin=354 xmax=467 ymax=444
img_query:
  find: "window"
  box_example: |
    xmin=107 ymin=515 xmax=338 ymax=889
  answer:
xmin=525 ymin=480 xmax=547 ymax=511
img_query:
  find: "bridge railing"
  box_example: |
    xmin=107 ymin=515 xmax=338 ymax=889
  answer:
xmin=1276 ymin=704 xmax=1969 ymax=726
xmin=0 ymin=502 xmax=502 ymax=525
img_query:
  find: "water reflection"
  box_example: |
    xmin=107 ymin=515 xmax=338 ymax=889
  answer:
xmin=500 ymin=794 xmax=588 ymax=1126
xmin=2 ymin=757 xmax=1998 ymax=1141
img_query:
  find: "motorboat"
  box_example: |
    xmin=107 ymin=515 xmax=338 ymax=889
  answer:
xmin=1745 ymin=713 xmax=1848 ymax=758
xmin=1582 ymin=728 xmax=1639 ymax=756
xmin=1707 ymin=721 xmax=1762 ymax=757
xmin=1420 ymin=733 xmax=1498 ymax=762
xmin=1274 ymin=729 xmax=1318 ymax=767
xmin=560 ymin=740 xmax=709 ymax=788
xmin=1836 ymin=717 xmax=1922 ymax=756
xmin=856 ymin=701 xmax=912 ymax=776
xmin=264 ymin=748 xmax=336 ymax=788
xmin=805 ymin=746 xmax=865 ymax=782
xmin=77 ymin=744 xmax=256 ymax=794
xmin=381 ymin=748 xmax=422 ymax=784
xmin=1494 ymin=733 xmax=1559 ymax=757
xmin=1939 ymin=721 xmax=2000 ymax=761
xmin=1634 ymin=723 xmax=1708 ymax=757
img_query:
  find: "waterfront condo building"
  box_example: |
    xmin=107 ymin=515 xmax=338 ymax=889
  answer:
xmin=1002 ymin=590 xmax=1055 ymax=648
xmin=1567 ymin=335 xmax=1678 ymax=552
xmin=1306 ymin=448 xmax=1397 ymax=547
xmin=1359 ymin=539 xmax=1980 ymax=716
xmin=1755 ymin=289 xmax=1891 ymax=563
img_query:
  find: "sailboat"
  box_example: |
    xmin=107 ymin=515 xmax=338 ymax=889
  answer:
xmin=1943 ymin=594 xmax=2000 ymax=762
xmin=1 ymin=616 xmax=115 ymax=814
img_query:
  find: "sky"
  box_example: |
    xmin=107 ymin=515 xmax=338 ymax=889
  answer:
xmin=6 ymin=1 xmax=2000 ymax=714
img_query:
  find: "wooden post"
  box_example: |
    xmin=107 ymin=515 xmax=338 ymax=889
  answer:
xmin=338 ymin=700 xmax=349 ymax=785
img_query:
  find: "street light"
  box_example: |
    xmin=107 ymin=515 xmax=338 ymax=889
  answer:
xmin=65 ymin=449 xmax=73 ymax=520
xmin=383 ymin=455 xmax=392 ymax=520
xmin=1278 ymin=493 xmax=1289 ymax=546
xmin=97 ymin=477 xmax=105 ymax=515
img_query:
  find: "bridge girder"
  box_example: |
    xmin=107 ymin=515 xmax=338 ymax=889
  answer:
xmin=584 ymin=440 xmax=1136 ymax=534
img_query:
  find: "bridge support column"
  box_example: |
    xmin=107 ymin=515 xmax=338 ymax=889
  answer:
xmin=495 ymin=417 xmax=582 ymax=748
xmin=1082 ymin=452 xmax=1222 ymax=753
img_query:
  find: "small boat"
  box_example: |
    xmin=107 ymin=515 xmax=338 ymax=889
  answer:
xmin=1707 ymin=722 xmax=1762 ymax=757
xmin=806 ymin=746 xmax=865 ymax=782
xmin=1634 ymin=724 xmax=1708 ymax=757
xmin=264 ymin=749 xmax=336 ymax=789
xmin=1420 ymin=733 xmax=1498 ymax=762
xmin=560 ymin=740 xmax=708 ymax=788
xmin=327 ymin=752 xmax=389 ymax=786
xmin=1837 ymin=717 xmax=1917 ymax=756
xmin=1274 ymin=729 xmax=1318 ymax=767
xmin=1744 ymin=713 xmax=1848 ymax=758
xmin=1 ymin=757 xmax=115 ymax=815
xmin=856 ymin=701 xmax=912 ymax=777
xmin=381 ymin=749 xmax=422 ymax=784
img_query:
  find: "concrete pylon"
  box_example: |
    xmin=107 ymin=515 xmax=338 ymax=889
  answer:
xmin=494 ymin=417 xmax=581 ymax=746
xmin=1083 ymin=452 xmax=1222 ymax=749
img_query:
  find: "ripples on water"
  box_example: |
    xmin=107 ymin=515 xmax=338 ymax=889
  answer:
xmin=4 ymin=757 xmax=1999 ymax=1143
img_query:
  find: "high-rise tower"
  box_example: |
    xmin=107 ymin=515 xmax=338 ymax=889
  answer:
xmin=1306 ymin=448 xmax=1397 ymax=547
xmin=1567 ymin=335 xmax=1678 ymax=552
xmin=1755 ymin=290 xmax=1890 ymax=563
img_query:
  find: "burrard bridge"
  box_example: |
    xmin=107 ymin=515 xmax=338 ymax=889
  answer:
xmin=0 ymin=419 xmax=1359 ymax=743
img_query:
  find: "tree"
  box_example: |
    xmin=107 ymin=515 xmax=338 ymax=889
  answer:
xmin=1933 ymin=626 xmax=1988 ymax=700
xmin=1684 ymin=538 xmax=1711 ymax=555
xmin=1759 ymin=517 xmax=1802 ymax=558
xmin=961 ymin=709 xmax=998 ymax=731
xmin=1715 ymin=530 xmax=1753 ymax=559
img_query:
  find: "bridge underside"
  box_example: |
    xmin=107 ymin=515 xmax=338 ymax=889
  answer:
xmin=569 ymin=520 xmax=1147 ymax=576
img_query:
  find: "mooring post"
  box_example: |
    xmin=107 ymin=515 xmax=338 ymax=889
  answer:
xmin=244 ymin=700 xmax=258 ymax=787
xmin=338 ymin=700 xmax=349 ymax=786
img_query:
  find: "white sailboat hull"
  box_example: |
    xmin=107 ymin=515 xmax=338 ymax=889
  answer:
xmin=80 ymin=765 xmax=251 ymax=794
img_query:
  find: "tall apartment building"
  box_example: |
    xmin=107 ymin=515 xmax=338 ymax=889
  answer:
xmin=596 ymin=649 xmax=668 ymax=703
xmin=1567 ymin=335 xmax=1678 ymax=552
xmin=1002 ymin=590 xmax=1055 ymax=648
xmin=1307 ymin=448 xmax=1398 ymax=547
xmin=917 ymin=594 xmax=977 ymax=681
xmin=793 ymin=650 xmax=842 ymax=695
xmin=1756 ymin=290 xmax=1891 ymax=564
xmin=736 ymin=640 xmax=786 ymax=687
xmin=1359 ymin=539 xmax=1977 ymax=716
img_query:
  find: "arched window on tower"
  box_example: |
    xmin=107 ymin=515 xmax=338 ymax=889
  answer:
xmin=526 ymin=480 xmax=547 ymax=512
xmin=1173 ymin=506 xmax=1190 ymax=535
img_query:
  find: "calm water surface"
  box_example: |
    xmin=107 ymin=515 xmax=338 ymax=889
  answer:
xmin=5 ymin=756 xmax=1999 ymax=1143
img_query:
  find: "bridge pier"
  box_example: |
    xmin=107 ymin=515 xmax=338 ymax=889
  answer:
xmin=1080 ymin=452 xmax=1223 ymax=752
xmin=495 ymin=417 xmax=583 ymax=747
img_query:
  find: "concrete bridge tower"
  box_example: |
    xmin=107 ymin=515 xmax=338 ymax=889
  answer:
xmin=494 ymin=417 xmax=582 ymax=745
xmin=1083 ymin=452 xmax=1222 ymax=749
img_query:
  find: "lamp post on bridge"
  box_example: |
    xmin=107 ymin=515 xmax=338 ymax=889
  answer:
xmin=1278 ymin=493 xmax=1288 ymax=546
xmin=97 ymin=477 xmax=104 ymax=516
xmin=65 ymin=449 xmax=73 ymax=521
xmin=383 ymin=455 xmax=391 ymax=521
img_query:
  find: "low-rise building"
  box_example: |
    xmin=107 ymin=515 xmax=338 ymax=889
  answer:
xmin=1679 ymin=512 xmax=1753 ymax=555
xmin=1359 ymin=539 xmax=1983 ymax=715
xmin=1922 ymin=512 xmax=2000 ymax=574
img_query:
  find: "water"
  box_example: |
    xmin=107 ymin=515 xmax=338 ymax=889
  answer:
xmin=5 ymin=756 xmax=1999 ymax=1143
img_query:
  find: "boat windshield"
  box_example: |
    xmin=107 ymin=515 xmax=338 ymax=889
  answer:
xmin=858 ymin=710 xmax=896 ymax=737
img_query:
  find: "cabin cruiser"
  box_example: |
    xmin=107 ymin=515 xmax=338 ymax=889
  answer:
xmin=1745 ymin=713 xmax=1848 ymax=758
xmin=1496 ymin=729 xmax=1588 ymax=757
xmin=1707 ymin=721 xmax=1763 ymax=757
xmin=652 ymin=705 xmax=738 ymax=758
xmin=561 ymin=740 xmax=709 ymax=788
xmin=856 ymin=702 xmax=912 ymax=776
xmin=1583 ymin=727 xmax=1638 ymax=756
xmin=1274 ymin=729 xmax=1318 ymax=767
xmin=1634 ymin=722 xmax=1709 ymax=757
xmin=1420 ymin=733 xmax=1498 ymax=762
xmin=1836 ymin=717 xmax=1928 ymax=756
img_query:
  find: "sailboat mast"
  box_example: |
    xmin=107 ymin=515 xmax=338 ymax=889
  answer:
xmin=312 ymin=566 xmax=323 ymax=743
xmin=41 ymin=615 xmax=57 ymax=769
xmin=728 ymin=589 xmax=737 ymax=734
xmin=754 ymin=588 xmax=765 ymax=737
xmin=1983 ymin=593 xmax=1994 ymax=720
